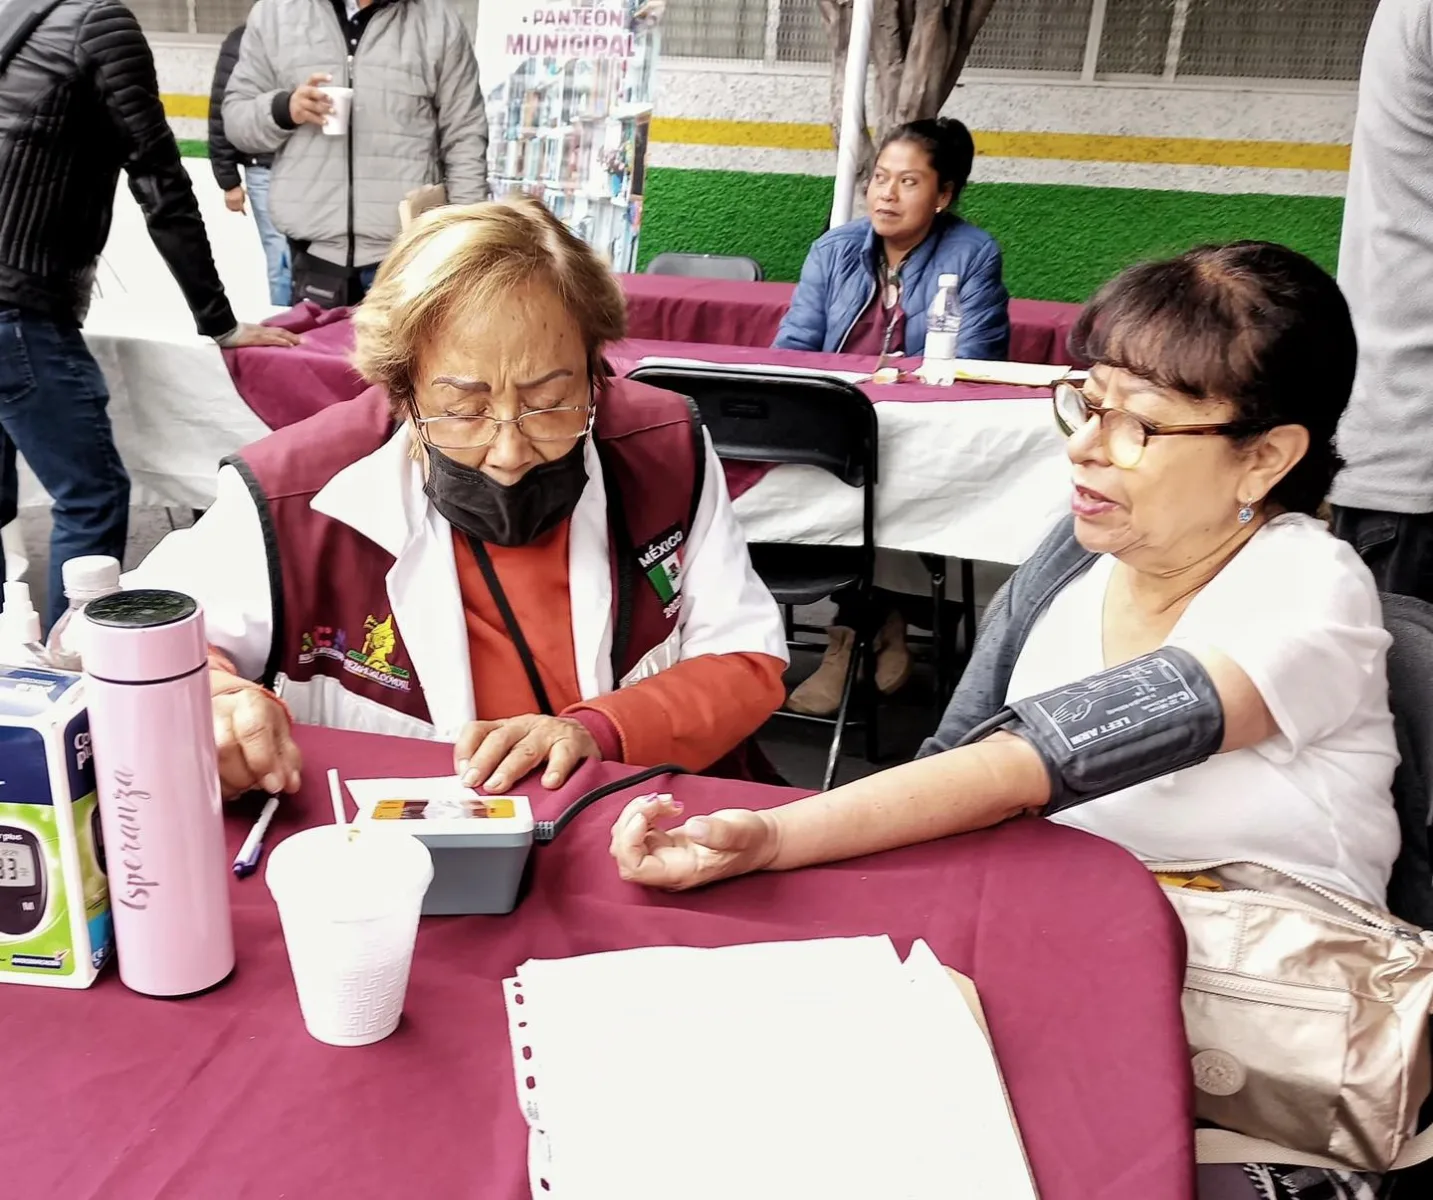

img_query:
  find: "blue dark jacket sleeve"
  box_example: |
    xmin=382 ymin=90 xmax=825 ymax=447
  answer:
xmin=774 ymin=238 xmax=834 ymax=351
xmin=956 ymin=238 xmax=1011 ymax=360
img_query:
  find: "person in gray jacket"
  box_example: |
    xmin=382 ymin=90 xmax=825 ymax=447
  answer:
xmin=222 ymin=0 xmax=488 ymax=307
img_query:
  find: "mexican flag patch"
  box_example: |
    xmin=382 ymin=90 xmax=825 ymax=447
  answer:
xmin=638 ymin=526 xmax=685 ymax=605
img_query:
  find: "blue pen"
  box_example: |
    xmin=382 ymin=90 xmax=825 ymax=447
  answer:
xmin=232 ymin=796 xmax=281 ymax=878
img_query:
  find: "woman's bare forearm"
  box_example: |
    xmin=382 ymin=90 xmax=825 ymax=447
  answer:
xmin=762 ymin=733 xmax=1051 ymax=872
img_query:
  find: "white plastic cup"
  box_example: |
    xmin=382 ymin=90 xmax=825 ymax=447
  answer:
xmin=319 ymin=86 xmax=354 ymax=136
xmin=266 ymin=825 xmax=433 ymax=1046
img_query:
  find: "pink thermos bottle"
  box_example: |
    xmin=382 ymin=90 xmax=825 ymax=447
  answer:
xmin=83 ymin=589 xmax=235 ymax=996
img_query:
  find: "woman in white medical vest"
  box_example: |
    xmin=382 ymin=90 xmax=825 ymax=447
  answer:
xmin=128 ymin=197 xmax=788 ymax=800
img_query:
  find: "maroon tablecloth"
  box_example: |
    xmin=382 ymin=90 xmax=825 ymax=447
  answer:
xmin=2 ymin=725 xmax=1193 ymax=1200
xmin=619 ymin=273 xmax=1085 ymax=365
xmin=222 ymin=300 xmax=368 ymax=430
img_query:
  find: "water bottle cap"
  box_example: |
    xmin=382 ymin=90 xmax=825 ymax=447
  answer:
xmin=82 ymin=589 xmax=207 ymax=683
xmin=61 ymin=555 xmax=121 ymax=600
xmin=938 ymin=273 xmax=959 ymax=288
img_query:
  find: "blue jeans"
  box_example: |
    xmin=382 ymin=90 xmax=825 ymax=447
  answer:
xmin=0 ymin=311 xmax=128 ymax=629
xmin=245 ymin=165 xmax=291 ymax=306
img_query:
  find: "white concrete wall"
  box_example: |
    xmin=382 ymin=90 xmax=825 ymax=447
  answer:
xmin=152 ymin=35 xmax=1355 ymax=200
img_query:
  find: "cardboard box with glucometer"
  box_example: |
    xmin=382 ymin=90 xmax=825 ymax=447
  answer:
xmin=0 ymin=665 xmax=113 ymax=987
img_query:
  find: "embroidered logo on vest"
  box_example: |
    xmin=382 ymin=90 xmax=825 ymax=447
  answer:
xmin=339 ymin=614 xmax=413 ymax=691
xmin=298 ymin=625 xmax=349 ymax=665
xmin=637 ymin=525 xmax=685 ymax=619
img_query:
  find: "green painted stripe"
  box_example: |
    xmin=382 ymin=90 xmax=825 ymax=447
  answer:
xmin=178 ymin=139 xmax=207 ymax=158
xmin=638 ymin=167 xmax=1345 ymax=303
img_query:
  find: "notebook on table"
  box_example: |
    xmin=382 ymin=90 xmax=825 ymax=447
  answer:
xmin=502 ymin=936 xmax=1038 ymax=1200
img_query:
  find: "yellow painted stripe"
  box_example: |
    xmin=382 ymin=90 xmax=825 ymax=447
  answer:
xmin=161 ymin=92 xmax=208 ymax=120
xmin=650 ymin=117 xmax=834 ymax=152
xmin=161 ymin=96 xmax=1348 ymax=171
xmin=975 ymin=130 xmax=1349 ymax=171
xmin=648 ymin=117 xmax=1348 ymax=171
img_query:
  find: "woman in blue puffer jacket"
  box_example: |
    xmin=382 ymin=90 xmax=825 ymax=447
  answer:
xmin=781 ymin=118 xmax=1011 ymax=717
xmin=774 ymin=117 xmax=1010 ymax=360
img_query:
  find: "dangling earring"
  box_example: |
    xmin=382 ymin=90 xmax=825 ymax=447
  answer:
xmin=1237 ymin=499 xmax=1255 ymax=525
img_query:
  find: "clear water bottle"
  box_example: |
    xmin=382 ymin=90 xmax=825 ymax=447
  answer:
xmin=46 ymin=555 xmax=121 ymax=672
xmin=922 ymin=273 xmax=963 ymax=384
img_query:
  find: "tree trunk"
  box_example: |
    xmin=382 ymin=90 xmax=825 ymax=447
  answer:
xmin=820 ymin=0 xmax=998 ymax=183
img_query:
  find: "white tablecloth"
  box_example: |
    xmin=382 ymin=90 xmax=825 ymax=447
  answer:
xmin=13 ymin=303 xmax=269 ymax=515
xmin=731 ymin=397 xmax=1068 ymax=567
xmin=7 ymin=325 xmax=1071 ymax=582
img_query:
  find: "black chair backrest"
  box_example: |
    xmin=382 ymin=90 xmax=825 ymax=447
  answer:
xmin=625 ymin=363 xmax=878 ymax=555
xmin=645 ymin=252 xmax=765 ymax=283
xmin=626 ymin=364 xmax=876 ymax=485
xmin=1382 ymin=593 xmax=1433 ymax=928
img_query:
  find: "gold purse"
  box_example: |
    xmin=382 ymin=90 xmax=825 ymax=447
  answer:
xmin=1153 ymin=859 xmax=1433 ymax=1172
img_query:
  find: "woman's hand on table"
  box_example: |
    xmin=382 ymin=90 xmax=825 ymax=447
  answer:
xmin=454 ymin=714 xmax=601 ymax=793
xmin=609 ymin=794 xmax=780 ymax=891
xmin=211 ymin=673 xmax=302 ymax=800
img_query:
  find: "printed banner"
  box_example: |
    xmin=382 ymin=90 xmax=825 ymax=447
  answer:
xmin=477 ymin=0 xmax=664 ymax=272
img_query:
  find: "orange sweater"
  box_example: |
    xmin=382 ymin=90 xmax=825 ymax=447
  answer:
xmin=452 ymin=527 xmax=784 ymax=770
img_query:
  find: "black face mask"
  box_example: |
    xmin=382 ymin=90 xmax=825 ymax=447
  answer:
xmin=423 ymin=439 xmax=589 ymax=547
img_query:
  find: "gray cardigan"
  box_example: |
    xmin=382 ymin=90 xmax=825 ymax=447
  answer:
xmin=222 ymin=0 xmax=488 ymax=268
xmin=919 ymin=517 xmax=1096 ymax=757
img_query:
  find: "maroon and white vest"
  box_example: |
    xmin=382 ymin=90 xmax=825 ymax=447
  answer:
xmin=227 ymin=380 xmax=705 ymax=733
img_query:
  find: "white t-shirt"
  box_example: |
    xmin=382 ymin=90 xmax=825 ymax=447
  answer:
xmin=1004 ymin=514 xmax=1401 ymax=904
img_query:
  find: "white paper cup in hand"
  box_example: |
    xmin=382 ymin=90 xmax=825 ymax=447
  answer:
xmin=266 ymin=825 xmax=433 ymax=1046
xmin=318 ymin=86 xmax=354 ymax=136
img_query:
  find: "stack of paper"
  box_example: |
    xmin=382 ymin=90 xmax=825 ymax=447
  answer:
xmin=502 ymin=936 xmax=1037 ymax=1200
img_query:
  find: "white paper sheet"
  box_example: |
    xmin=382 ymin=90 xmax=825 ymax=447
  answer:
xmin=502 ymin=936 xmax=1037 ymax=1200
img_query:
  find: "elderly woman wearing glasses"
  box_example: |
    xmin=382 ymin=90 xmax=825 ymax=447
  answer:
xmin=612 ymin=243 xmax=1402 ymax=1195
xmin=130 ymin=197 xmax=787 ymax=799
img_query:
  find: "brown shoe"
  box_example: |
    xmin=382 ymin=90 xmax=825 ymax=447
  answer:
xmin=873 ymin=610 xmax=912 ymax=696
xmin=787 ymin=626 xmax=854 ymax=716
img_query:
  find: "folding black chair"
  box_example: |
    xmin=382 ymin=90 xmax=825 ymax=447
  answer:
xmin=626 ymin=363 xmax=878 ymax=790
xmin=1379 ymin=592 xmax=1433 ymax=1190
xmin=645 ymin=252 xmax=765 ymax=283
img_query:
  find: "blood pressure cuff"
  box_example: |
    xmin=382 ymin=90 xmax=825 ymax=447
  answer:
xmin=959 ymin=647 xmax=1225 ymax=816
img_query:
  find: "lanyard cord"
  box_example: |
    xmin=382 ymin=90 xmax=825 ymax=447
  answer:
xmin=465 ymin=535 xmax=555 ymax=718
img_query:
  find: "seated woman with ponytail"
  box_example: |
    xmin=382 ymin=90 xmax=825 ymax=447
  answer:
xmin=775 ymin=116 xmax=1012 ymax=715
xmin=774 ymin=116 xmax=1010 ymax=361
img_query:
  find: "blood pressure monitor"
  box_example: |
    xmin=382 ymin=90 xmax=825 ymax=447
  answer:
xmin=0 ymin=828 xmax=45 ymax=937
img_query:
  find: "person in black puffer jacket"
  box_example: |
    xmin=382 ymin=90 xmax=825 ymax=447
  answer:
xmin=0 ymin=0 xmax=297 ymax=627
xmin=210 ymin=23 xmax=289 ymax=306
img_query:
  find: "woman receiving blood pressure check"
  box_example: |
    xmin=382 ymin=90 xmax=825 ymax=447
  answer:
xmin=128 ymin=197 xmax=788 ymax=798
xmin=612 ymin=242 xmax=1401 ymax=1200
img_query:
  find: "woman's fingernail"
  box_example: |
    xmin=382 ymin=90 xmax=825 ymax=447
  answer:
xmin=263 ymin=773 xmax=282 ymax=794
xmin=669 ymin=799 xmax=684 ymax=812
xmin=456 ymin=759 xmax=469 ymax=775
xmin=485 ymin=776 xmax=503 ymax=792
xmin=542 ymin=772 xmax=558 ymax=788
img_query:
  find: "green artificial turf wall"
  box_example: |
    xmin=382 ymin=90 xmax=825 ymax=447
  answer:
xmin=637 ymin=168 xmax=1346 ymax=303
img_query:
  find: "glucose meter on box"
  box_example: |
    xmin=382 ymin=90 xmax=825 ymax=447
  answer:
xmin=348 ymin=781 xmax=534 ymax=916
xmin=0 ymin=827 xmax=45 ymax=937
